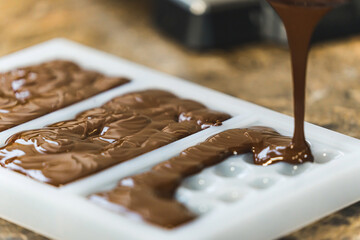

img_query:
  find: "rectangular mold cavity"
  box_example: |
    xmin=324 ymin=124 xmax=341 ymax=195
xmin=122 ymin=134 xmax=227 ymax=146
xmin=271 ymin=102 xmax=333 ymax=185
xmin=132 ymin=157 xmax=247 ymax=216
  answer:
xmin=0 ymin=39 xmax=359 ymax=240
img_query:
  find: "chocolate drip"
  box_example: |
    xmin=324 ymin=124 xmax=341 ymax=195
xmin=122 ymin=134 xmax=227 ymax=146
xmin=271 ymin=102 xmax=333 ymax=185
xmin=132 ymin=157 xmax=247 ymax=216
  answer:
xmin=266 ymin=0 xmax=348 ymax=170
xmin=0 ymin=90 xmax=230 ymax=186
xmin=0 ymin=60 xmax=129 ymax=131
xmin=90 ymin=127 xmax=312 ymax=228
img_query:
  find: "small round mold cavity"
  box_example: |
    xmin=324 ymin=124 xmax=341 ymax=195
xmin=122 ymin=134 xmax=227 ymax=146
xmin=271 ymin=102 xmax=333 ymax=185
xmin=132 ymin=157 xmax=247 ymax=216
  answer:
xmin=313 ymin=149 xmax=342 ymax=164
xmin=175 ymin=187 xmax=192 ymax=204
xmin=241 ymin=153 xmax=254 ymax=165
xmin=214 ymin=160 xmax=246 ymax=178
xmin=186 ymin=201 xmax=216 ymax=215
xmin=217 ymin=188 xmax=246 ymax=203
xmin=182 ymin=175 xmax=213 ymax=191
xmin=248 ymin=177 xmax=277 ymax=189
xmin=276 ymin=162 xmax=310 ymax=176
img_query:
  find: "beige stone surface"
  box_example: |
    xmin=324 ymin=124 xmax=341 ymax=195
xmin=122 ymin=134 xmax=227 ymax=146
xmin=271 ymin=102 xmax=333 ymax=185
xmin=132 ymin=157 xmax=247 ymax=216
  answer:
xmin=0 ymin=0 xmax=359 ymax=239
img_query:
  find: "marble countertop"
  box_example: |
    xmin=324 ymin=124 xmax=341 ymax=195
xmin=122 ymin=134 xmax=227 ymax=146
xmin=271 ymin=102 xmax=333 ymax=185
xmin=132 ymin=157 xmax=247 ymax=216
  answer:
xmin=0 ymin=0 xmax=359 ymax=239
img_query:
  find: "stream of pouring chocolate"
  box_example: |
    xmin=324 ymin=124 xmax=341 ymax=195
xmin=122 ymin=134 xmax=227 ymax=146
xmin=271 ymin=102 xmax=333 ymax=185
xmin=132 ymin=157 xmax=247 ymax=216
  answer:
xmin=267 ymin=0 xmax=346 ymax=164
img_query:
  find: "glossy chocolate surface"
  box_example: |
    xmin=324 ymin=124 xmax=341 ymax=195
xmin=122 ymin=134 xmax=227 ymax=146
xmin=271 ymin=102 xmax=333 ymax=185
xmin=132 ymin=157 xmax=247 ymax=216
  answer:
xmin=0 ymin=90 xmax=230 ymax=186
xmin=0 ymin=60 xmax=129 ymax=131
xmin=91 ymin=126 xmax=312 ymax=228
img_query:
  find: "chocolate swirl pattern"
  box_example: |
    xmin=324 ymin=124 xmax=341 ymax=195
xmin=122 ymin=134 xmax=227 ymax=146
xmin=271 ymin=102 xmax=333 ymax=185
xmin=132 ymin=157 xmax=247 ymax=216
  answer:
xmin=0 ymin=90 xmax=231 ymax=186
xmin=0 ymin=60 xmax=130 ymax=131
xmin=90 ymin=127 xmax=313 ymax=228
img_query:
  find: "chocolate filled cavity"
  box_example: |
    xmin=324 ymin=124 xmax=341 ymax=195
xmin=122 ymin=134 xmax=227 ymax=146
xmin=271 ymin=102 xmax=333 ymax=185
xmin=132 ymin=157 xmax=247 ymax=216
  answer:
xmin=90 ymin=127 xmax=313 ymax=229
xmin=0 ymin=90 xmax=231 ymax=186
xmin=0 ymin=60 xmax=130 ymax=131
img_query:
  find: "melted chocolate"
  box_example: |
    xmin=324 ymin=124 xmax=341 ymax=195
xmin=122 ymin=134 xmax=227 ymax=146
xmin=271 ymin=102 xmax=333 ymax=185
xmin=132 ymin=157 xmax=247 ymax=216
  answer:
xmin=266 ymin=0 xmax=347 ymax=167
xmin=90 ymin=126 xmax=310 ymax=228
xmin=0 ymin=60 xmax=129 ymax=131
xmin=0 ymin=90 xmax=230 ymax=186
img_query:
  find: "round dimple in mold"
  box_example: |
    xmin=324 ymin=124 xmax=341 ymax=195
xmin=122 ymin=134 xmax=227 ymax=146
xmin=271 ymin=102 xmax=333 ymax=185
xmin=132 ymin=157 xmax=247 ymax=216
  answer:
xmin=217 ymin=188 xmax=247 ymax=203
xmin=214 ymin=157 xmax=247 ymax=177
xmin=184 ymin=199 xmax=217 ymax=215
xmin=241 ymin=153 xmax=254 ymax=165
xmin=248 ymin=176 xmax=277 ymax=189
xmin=182 ymin=174 xmax=214 ymax=191
xmin=175 ymin=187 xmax=218 ymax=215
xmin=313 ymin=149 xmax=343 ymax=164
xmin=175 ymin=187 xmax=192 ymax=204
xmin=276 ymin=162 xmax=311 ymax=176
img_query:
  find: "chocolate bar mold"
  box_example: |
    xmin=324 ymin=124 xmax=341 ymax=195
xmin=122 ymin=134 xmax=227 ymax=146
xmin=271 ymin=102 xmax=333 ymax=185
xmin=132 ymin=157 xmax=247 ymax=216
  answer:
xmin=0 ymin=39 xmax=359 ymax=240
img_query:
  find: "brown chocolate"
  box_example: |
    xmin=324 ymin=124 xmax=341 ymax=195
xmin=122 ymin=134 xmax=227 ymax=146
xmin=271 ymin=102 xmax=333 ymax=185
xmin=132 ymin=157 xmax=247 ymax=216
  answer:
xmin=0 ymin=60 xmax=129 ymax=131
xmin=0 ymin=90 xmax=230 ymax=186
xmin=265 ymin=0 xmax=345 ymax=164
xmin=90 ymin=126 xmax=312 ymax=228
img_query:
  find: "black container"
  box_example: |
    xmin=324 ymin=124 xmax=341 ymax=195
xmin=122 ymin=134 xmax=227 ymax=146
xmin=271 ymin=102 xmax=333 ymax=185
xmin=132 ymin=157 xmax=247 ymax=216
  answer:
xmin=153 ymin=0 xmax=360 ymax=49
xmin=153 ymin=0 xmax=262 ymax=49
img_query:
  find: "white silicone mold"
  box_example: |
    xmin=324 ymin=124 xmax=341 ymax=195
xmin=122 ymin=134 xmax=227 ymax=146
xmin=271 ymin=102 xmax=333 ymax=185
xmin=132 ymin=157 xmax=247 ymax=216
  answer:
xmin=0 ymin=39 xmax=359 ymax=240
